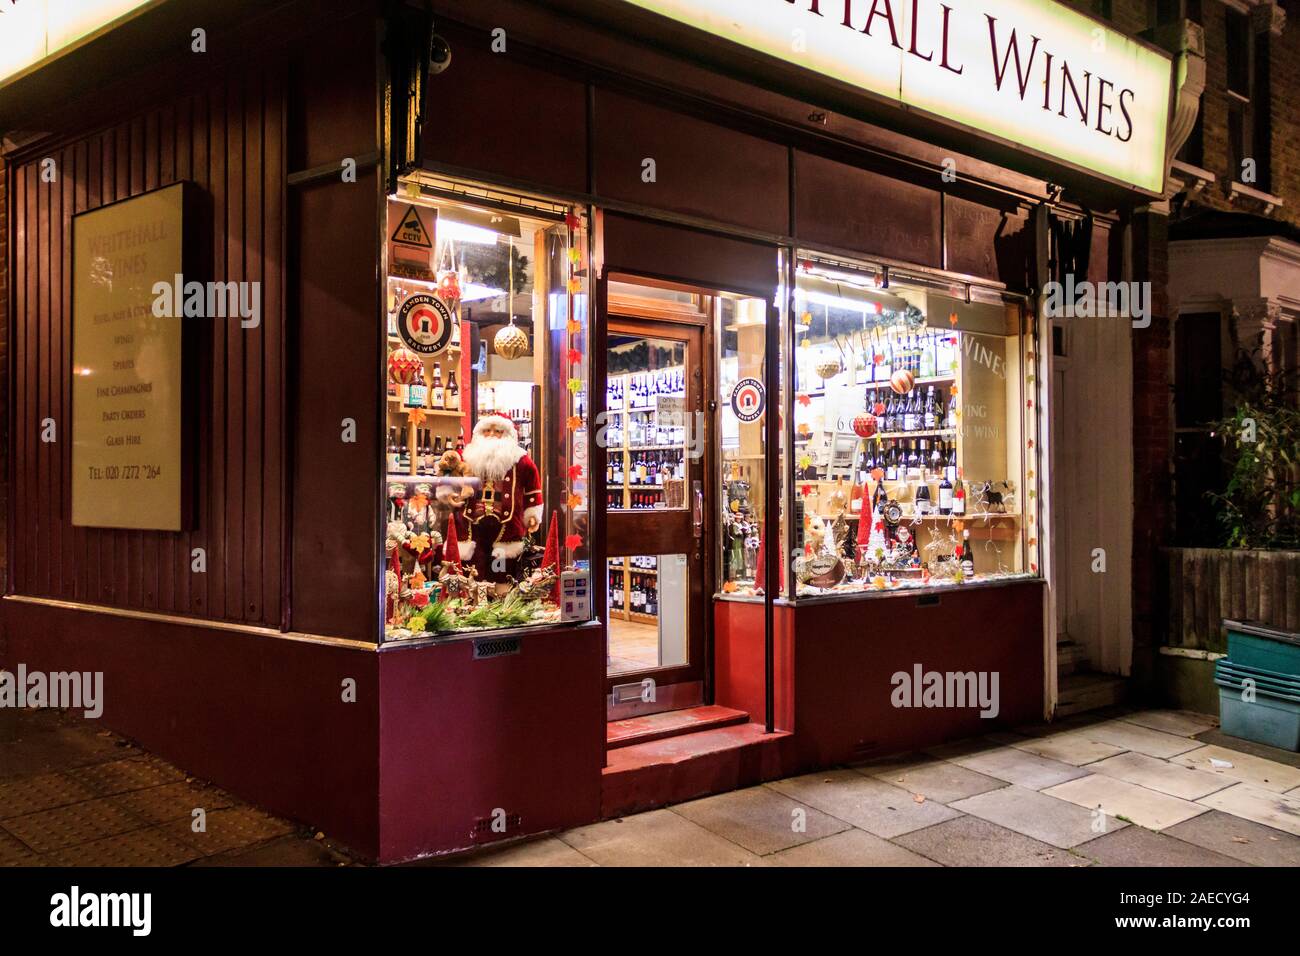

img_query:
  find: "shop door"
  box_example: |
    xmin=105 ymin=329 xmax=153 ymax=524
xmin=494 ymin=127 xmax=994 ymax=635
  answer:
xmin=604 ymin=318 xmax=708 ymax=713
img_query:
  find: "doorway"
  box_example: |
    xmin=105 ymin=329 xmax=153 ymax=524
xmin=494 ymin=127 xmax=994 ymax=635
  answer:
xmin=603 ymin=282 xmax=712 ymax=717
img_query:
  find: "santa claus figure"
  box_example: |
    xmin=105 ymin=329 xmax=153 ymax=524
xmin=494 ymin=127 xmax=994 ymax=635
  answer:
xmin=461 ymin=413 xmax=544 ymax=589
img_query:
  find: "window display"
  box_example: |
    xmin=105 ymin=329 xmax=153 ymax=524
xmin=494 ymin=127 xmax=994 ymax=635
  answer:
xmin=382 ymin=178 xmax=590 ymax=640
xmin=718 ymin=292 xmax=786 ymax=597
xmin=789 ymin=254 xmax=1041 ymax=595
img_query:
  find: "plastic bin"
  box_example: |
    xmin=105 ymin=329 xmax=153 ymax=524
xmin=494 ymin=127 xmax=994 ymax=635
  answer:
xmin=1216 ymin=660 xmax=1300 ymax=695
xmin=1224 ymin=621 xmax=1300 ymax=676
xmin=1215 ymin=676 xmax=1300 ymax=752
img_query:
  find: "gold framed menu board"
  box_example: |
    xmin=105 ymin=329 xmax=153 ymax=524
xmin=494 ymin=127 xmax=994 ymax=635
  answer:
xmin=72 ymin=183 xmax=192 ymax=530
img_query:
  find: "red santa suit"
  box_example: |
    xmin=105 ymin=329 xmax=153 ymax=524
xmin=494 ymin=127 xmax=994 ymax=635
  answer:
xmin=461 ymin=414 xmax=544 ymax=582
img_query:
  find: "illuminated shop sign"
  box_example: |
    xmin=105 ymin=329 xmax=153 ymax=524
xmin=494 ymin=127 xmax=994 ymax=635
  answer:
xmin=0 ymin=0 xmax=155 ymax=87
xmin=621 ymin=0 xmax=1173 ymax=193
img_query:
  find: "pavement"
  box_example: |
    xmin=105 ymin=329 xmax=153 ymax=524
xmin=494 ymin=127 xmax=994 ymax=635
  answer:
xmin=3 ymin=704 xmax=1299 ymax=866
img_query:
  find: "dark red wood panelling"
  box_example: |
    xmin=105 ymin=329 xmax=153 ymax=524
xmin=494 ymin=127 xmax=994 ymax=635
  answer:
xmin=601 ymin=212 xmax=779 ymax=298
xmin=7 ymin=68 xmax=286 ymax=630
xmin=593 ymin=89 xmax=789 ymax=236
xmin=421 ymin=22 xmax=588 ymax=194
xmin=794 ymin=150 xmax=943 ymax=268
xmin=943 ymin=192 xmax=1033 ymax=288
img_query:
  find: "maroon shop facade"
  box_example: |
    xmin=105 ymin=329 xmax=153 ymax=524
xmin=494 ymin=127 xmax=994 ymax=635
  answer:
xmin=2 ymin=0 xmax=1177 ymax=862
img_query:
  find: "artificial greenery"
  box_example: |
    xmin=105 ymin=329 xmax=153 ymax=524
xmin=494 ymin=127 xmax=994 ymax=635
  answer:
xmin=1205 ymin=351 xmax=1300 ymax=550
xmin=455 ymin=591 xmax=541 ymax=629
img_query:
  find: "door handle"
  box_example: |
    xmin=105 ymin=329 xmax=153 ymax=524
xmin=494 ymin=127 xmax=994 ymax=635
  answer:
xmin=693 ymin=481 xmax=704 ymax=538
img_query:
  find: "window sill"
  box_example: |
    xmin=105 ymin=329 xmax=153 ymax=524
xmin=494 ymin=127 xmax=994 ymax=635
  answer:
xmin=1228 ymin=181 xmax=1284 ymax=215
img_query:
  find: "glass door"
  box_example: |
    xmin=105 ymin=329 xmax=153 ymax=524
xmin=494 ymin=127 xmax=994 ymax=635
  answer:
xmin=604 ymin=317 xmax=708 ymax=710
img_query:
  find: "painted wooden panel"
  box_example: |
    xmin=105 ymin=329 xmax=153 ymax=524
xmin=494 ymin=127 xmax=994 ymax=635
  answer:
xmin=7 ymin=68 xmax=287 ymax=629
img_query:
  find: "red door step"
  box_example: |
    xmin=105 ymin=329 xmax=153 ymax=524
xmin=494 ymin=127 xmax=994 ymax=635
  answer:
xmin=601 ymin=722 xmax=793 ymax=819
xmin=607 ymin=704 xmax=750 ymax=750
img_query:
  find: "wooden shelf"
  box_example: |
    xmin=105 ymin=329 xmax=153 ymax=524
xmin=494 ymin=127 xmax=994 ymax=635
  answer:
xmin=875 ymin=429 xmax=956 ymax=439
xmin=862 ymin=375 xmax=955 ymax=389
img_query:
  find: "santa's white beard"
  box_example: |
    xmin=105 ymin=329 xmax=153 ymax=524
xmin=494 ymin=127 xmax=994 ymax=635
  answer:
xmin=462 ymin=433 xmax=525 ymax=481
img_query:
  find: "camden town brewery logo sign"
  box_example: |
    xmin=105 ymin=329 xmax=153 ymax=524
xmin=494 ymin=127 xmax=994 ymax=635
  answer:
xmin=397 ymin=293 xmax=454 ymax=355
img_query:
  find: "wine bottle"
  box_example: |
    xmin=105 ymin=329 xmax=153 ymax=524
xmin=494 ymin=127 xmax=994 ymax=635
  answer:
xmin=960 ymin=529 xmax=975 ymax=577
xmin=952 ymin=478 xmax=966 ymax=516
xmin=938 ymin=473 xmax=953 ymax=515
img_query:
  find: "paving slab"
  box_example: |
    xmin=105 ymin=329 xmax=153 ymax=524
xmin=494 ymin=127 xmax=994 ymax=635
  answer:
xmin=1010 ymin=732 xmax=1126 ymax=766
xmin=671 ymin=785 xmax=849 ymax=856
xmin=765 ymin=769 xmax=962 ymax=838
xmin=855 ymin=758 xmax=1008 ymax=805
xmin=1070 ymin=719 xmax=1205 ymax=759
xmin=767 ymin=829 xmax=939 ymax=867
xmin=0 ymin=727 xmax=138 ymax=781
xmin=190 ymin=834 xmax=355 ymax=867
xmin=922 ymin=732 xmax=1026 ymax=760
xmin=1196 ymin=783 xmax=1300 ymax=837
xmin=0 ymin=771 xmax=98 ymax=819
xmin=949 ymin=784 xmax=1128 ymax=849
xmin=46 ymin=826 xmax=202 ymax=867
xmin=0 ymin=825 xmax=41 ymax=866
xmin=893 ymin=815 xmax=1087 ymax=867
xmin=559 ymin=809 xmax=765 ymax=867
xmin=1 ymin=796 xmax=149 ymax=854
xmin=1193 ymin=730 xmax=1300 ymax=769
xmin=1043 ymin=774 xmax=1209 ymax=831
xmin=1164 ymin=810 xmax=1300 ymax=866
xmin=112 ymin=781 xmax=238 ymax=825
xmin=1119 ymin=710 xmax=1219 ymax=738
xmin=434 ymin=836 xmax=596 ymax=868
xmin=947 ymin=745 xmax=1090 ymax=790
xmin=1087 ymin=751 xmax=1234 ymax=801
xmin=1075 ymin=826 xmax=1248 ymax=867
xmin=69 ymin=755 xmax=188 ymax=796
xmin=1173 ymin=744 xmax=1300 ymax=793
xmin=162 ymin=806 xmax=296 ymax=856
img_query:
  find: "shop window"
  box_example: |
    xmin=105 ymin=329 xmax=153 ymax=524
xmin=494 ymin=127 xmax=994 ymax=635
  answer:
xmin=718 ymin=291 xmax=787 ymax=597
xmin=382 ymin=177 xmax=591 ymax=639
xmin=788 ymin=255 xmax=1042 ymax=595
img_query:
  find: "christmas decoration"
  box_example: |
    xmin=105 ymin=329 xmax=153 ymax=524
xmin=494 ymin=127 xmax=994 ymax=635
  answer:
xmin=494 ymin=322 xmax=529 ymax=360
xmin=889 ymin=369 xmax=915 ymax=394
xmin=852 ymin=413 xmax=878 ymax=438
xmin=436 ymin=270 xmax=461 ymax=305
xmin=387 ymin=346 xmax=423 ymax=385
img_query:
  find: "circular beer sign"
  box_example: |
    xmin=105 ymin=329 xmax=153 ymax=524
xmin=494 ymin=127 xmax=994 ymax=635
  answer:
xmin=397 ymin=293 xmax=454 ymax=355
xmin=731 ymin=377 xmax=766 ymax=423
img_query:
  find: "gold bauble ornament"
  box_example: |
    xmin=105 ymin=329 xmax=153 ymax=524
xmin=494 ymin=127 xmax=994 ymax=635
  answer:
xmin=814 ymin=358 xmax=843 ymax=380
xmin=494 ymin=323 xmax=529 ymax=360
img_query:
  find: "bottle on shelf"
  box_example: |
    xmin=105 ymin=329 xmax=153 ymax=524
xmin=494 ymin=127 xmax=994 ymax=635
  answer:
xmin=960 ymin=529 xmax=975 ymax=577
xmin=446 ymin=370 xmax=460 ymax=411
xmin=938 ymin=471 xmax=953 ymax=515
xmin=430 ymin=363 xmax=445 ymax=409
xmin=923 ymin=386 xmax=937 ymax=430
xmin=398 ymin=428 xmax=411 ymax=472
xmin=386 ymin=428 xmax=401 ymax=473
xmin=952 ymin=478 xmax=966 ymax=516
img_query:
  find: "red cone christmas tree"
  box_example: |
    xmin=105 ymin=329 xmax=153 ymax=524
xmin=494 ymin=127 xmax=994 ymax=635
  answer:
xmin=542 ymin=514 xmax=561 ymax=605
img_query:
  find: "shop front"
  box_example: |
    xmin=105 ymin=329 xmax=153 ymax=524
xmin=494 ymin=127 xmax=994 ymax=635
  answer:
xmin=3 ymin=0 xmax=1177 ymax=861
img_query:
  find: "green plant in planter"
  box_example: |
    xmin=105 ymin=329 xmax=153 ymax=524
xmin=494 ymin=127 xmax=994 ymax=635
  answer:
xmin=1206 ymin=351 xmax=1300 ymax=550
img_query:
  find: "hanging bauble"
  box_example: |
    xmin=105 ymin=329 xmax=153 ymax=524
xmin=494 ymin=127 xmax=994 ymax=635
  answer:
xmin=852 ymin=413 xmax=878 ymax=438
xmin=437 ymin=271 xmax=461 ymax=305
xmin=889 ymin=369 xmax=915 ymax=394
xmin=494 ymin=322 xmax=530 ymax=360
xmin=388 ymin=346 xmax=424 ymax=385
xmin=814 ymin=358 xmax=843 ymax=380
